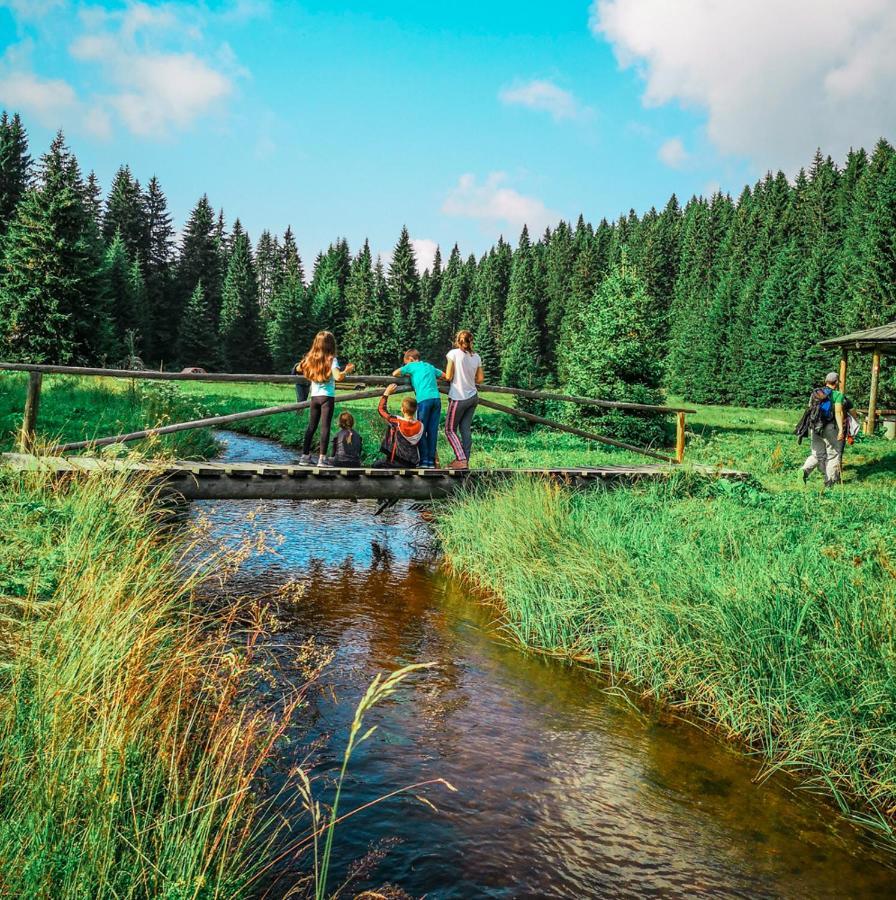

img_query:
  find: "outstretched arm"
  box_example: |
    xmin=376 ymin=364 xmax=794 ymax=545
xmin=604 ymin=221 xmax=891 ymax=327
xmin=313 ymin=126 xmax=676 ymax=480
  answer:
xmin=333 ymin=362 xmax=355 ymax=383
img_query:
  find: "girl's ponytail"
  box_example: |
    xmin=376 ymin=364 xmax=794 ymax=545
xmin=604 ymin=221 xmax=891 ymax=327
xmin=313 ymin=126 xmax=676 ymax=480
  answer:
xmin=455 ymin=329 xmax=474 ymax=354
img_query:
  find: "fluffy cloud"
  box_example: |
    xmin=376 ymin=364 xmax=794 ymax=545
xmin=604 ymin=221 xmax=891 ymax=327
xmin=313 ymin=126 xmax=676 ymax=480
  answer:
xmin=442 ymin=172 xmax=560 ymax=236
xmin=0 ymin=0 xmax=62 ymax=21
xmin=498 ymin=79 xmax=591 ymax=121
xmin=592 ymin=0 xmax=896 ymax=171
xmin=657 ymin=136 xmax=688 ymax=168
xmin=0 ymin=70 xmax=76 ymax=125
xmin=69 ymin=6 xmax=235 ymax=137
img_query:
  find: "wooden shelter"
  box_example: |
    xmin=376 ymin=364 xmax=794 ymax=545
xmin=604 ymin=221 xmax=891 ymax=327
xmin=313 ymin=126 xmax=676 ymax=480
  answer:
xmin=819 ymin=321 xmax=896 ymax=435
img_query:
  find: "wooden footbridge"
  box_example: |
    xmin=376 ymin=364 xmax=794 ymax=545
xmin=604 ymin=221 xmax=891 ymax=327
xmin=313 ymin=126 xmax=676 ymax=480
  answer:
xmin=0 ymin=362 xmax=747 ymax=501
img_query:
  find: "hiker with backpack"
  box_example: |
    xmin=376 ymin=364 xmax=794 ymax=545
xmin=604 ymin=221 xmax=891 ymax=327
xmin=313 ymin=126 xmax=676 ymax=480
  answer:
xmin=798 ymin=372 xmax=845 ymax=486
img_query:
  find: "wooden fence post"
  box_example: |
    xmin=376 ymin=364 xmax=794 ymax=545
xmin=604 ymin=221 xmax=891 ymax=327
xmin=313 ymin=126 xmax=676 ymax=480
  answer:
xmin=19 ymin=371 xmax=42 ymax=451
xmin=865 ymin=349 xmax=881 ymax=435
xmin=675 ymin=412 xmax=686 ymax=464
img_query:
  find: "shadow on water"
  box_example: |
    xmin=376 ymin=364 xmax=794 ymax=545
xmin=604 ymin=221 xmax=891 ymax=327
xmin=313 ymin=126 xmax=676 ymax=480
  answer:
xmin=194 ymin=431 xmax=896 ymax=899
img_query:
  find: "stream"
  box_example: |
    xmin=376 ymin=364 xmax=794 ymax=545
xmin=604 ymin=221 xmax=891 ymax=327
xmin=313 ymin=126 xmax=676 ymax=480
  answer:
xmin=193 ymin=430 xmax=896 ymax=899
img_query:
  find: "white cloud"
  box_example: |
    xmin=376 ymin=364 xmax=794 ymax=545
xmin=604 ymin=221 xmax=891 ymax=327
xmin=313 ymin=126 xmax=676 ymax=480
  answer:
xmin=442 ymin=172 xmax=560 ymax=236
xmin=0 ymin=0 xmax=62 ymax=22
xmin=498 ymin=79 xmax=591 ymax=121
xmin=68 ymin=7 xmax=236 ymax=138
xmin=411 ymin=238 xmax=439 ymax=274
xmin=592 ymin=0 xmax=896 ymax=172
xmin=0 ymin=69 xmax=77 ymax=125
xmin=657 ymin=136 xmax=688 ymax=168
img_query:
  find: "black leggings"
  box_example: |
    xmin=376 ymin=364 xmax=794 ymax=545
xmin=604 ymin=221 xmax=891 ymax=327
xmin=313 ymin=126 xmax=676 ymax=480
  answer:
xmin=303 ymin=396 xmax=334 ymax=456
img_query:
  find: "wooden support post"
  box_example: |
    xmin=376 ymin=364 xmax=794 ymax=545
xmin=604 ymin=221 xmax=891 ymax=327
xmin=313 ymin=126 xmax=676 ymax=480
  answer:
xmin=675 ymin=412 xmax=686 ymax=464
xmin=839 ymin=348 xmax=848 ymax=399
xmin=19 ymin=371 xmax=42 ymax=451
xmin=865 ymin=349 xmax=881 ymax=435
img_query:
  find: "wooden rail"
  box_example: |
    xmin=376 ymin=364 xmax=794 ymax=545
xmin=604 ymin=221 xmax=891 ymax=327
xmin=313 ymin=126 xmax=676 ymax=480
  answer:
xmin=0 ymin=361 xmax=693 ymax=464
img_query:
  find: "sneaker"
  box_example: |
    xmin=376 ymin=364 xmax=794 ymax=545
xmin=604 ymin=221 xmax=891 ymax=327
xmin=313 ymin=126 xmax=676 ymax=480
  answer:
xmin=298 ymin=454 xmax=313 ymax=466
xmin=447 ymin=459 xmax=468 ymax=470
xmin=317 ymin=456 xmax=333 ymax=468
xmin=419 ymin=462 xmax=435 ymax=469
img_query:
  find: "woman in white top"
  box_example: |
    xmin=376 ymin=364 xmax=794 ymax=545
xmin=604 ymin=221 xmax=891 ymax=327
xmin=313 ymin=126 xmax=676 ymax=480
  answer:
xmin=443 ymin=329 xmax=484 ymax=469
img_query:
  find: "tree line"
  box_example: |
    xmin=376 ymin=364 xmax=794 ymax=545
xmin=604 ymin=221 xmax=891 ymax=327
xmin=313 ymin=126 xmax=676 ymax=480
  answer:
xmin=0 ymin=111 xmax=893 ymax=437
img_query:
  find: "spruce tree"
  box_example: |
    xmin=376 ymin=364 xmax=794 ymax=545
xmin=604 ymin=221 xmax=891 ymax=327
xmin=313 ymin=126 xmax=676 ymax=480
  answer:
xmin=174 ymin=195 xmax=221 ymax=360
xmin=500 ymin=226 xmax=544 ymax=392
xmin=564 ymin=255 xmax=664 ymax=444
xmin=469 ymin=237 xmax=511 ymax=375
xmin=543 ymin=220 xmax=576 ymax=377
xmin=0 ymin=112 xmax=31 ymax=232
xmin=0 ymin=131 xmax=108 ymax=363
xmin=143 ymin=176 xmax=174 ymax=362
xmin=342 ymin=240 xmax=393 ymax=373
xmin=638 ymin=194 xmax=681 ymax=351
xmin=428 ymin=244 xmax=465 ymax=356
xmin=103 ymin=165 xmax=148 ymax=264
xmin=101 ymin=231 xmax=139 ymax=357
xmin=266 ymin=227 xmax=308 ymax=371
xmin=219 ymin=230 xmax=266 ymax=371
xmin=388 ymin=226 xmax=421 ymax=358
xmin=178 ymin=281 xmax=218 ymax=370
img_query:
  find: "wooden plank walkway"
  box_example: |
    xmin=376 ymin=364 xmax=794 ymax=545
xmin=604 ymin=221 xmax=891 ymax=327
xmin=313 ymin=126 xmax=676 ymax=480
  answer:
xmin=2 ymin=453 xmax=748 ymax=501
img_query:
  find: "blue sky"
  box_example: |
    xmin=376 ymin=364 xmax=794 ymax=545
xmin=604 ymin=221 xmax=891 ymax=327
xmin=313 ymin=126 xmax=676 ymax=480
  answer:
xmin=1 ymin=0 xmax=894 ymax=271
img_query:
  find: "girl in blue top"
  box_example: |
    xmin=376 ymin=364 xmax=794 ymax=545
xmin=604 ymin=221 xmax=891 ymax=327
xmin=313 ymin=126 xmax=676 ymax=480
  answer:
xmin=298 ymin=331 xmax=354 ymax=466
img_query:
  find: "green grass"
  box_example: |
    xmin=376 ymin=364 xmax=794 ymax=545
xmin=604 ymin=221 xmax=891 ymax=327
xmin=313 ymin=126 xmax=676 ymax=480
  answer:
xmin=0 ymin=372 xmax=218 ymax=458
xmin=0 ymin=465 xmax=321 ymax=898
xmin=436 ymin=470 xmax=896 ymax=837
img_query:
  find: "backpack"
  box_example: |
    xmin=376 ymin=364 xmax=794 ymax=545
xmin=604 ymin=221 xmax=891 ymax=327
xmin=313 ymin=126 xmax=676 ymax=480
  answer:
xmin=794 ymin=387 xmax=847 ymax=443
xmin=379 ymin=422 xmax=420 ymax=467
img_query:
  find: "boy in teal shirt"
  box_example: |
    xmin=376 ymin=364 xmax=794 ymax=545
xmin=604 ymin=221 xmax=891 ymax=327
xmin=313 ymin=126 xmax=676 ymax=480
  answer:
xmin=393 ymin=349 xmax=444 ymax=467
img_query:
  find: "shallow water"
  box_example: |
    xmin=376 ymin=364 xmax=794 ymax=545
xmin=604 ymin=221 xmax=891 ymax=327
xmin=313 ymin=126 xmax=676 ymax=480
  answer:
xmin=195 ymin=430 xmax=896 ymax=898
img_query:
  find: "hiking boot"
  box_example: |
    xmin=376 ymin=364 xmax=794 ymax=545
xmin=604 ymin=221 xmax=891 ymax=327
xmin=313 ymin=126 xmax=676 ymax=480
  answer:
xmin=316 ymin=456 xmax=333 ymax=468
xmin=298 ymin=454 xmax=313 ymax=466
xmin=447 ymin=459 xmax=468 ymax=470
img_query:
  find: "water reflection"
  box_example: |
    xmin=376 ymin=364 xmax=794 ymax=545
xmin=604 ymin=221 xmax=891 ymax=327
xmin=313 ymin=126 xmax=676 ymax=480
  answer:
xmin=192 ymin=432 xmax=896 ymax=899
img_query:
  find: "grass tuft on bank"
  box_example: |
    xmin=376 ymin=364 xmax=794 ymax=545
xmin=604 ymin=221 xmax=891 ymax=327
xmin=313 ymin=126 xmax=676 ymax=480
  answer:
xmin=437 ymin=475 xmax=896 ymax=835
xmin=0 ymin=467 xmax=303 ymax=898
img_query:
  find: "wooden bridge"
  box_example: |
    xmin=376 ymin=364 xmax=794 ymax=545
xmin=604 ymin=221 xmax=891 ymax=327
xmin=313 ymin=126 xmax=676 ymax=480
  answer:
xmin=1 ymin=453 xmax=747 ymax=501
xmin=0 ymin=362 xmax=748 ymax=501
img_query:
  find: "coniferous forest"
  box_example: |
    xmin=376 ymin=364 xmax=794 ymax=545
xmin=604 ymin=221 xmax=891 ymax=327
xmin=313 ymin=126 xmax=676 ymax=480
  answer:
xmin=1 ymin=111 xmax=894 ymax=416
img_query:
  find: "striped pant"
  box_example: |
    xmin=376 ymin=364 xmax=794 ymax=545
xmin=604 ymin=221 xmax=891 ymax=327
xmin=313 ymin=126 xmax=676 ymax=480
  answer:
xmin=445 ymin=396 xmax=478 ymax=462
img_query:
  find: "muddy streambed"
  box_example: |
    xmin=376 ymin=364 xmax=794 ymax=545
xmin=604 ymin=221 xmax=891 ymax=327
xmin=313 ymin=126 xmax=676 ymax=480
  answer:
xmin=191 ymin=431 xmax=896 ymax=898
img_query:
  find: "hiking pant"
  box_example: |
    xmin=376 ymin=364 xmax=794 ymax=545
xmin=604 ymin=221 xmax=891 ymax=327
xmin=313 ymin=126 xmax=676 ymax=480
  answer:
xmin=802 ymin=421 xmax=841 ymax=484
xmin=445 ymin=396 xmax=478 ymax=462
xmin=303 ymin=396 xmax=334 ymax=457
xmin=416 ymin=398 xmax=441 ymax=466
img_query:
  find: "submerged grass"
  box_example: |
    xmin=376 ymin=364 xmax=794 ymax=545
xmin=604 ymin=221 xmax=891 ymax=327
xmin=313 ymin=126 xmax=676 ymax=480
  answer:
xmin=0 ymin=466 xmax=314 ymax=898
xmin=437 ymin=475 xmax=896 ymax=836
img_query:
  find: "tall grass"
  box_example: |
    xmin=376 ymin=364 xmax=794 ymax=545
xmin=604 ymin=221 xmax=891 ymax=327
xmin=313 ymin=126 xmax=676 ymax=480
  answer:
xmin=0 ymin=466 xmax=312 ymax=897
xmin=437 ymin=476 xmax=896 ymax=836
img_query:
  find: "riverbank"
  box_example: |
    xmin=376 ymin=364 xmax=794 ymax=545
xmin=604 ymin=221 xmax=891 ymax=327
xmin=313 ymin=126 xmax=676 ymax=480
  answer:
xmin=0 ymin=465 xmax=311 ymax=896
xmin=436 ymin=474 xmax=896 ymax=839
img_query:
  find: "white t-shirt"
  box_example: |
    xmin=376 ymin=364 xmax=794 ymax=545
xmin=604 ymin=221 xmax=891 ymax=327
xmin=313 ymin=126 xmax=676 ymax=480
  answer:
xmin=446 ymin=348 xmax=481 ymax=401
xmin=310 ymin=358 xmax=340 ymax=398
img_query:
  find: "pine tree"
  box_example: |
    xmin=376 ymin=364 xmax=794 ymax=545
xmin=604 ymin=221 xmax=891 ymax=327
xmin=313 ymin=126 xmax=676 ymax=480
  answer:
xmin=266 ymin=227 xmax=308 ymax=371
xmin=178 ymin=281 xmax=218 ymax=370
xmin=83 ymin=171 xmax=102 ymax=227
xmin=102 ymin=230 xmax=140 ymax=356
xmin=428 ymin=244 xmax=465 ymax=356
xmin=469 ymin=237 xmax=511 ymax=375
xmin=638 ymin=194 xmax=681 ymax=350
xmin=500 ymin=226 xmax=544 ymax=392
xmin=219 ymin=230 xmax=266 ymax=371
xmin=564 ymin=255 xmax=664 ymax=444
xmin=0 ymin=112 xmax=31 ymax=232
xmin=255 ymin=229 xmax=282 ymax=316
xmin=542 ymin=220 xmax=576 ymax=377
xmin=0 ymin=132 xmax=108 ymax=363
xmin=388 ymin=226 xmax=421 ymax=358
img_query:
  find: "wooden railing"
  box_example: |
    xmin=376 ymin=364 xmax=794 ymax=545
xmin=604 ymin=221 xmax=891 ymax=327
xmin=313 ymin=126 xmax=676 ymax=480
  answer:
xmin=0 ymin=362 xmax=695 ymax=464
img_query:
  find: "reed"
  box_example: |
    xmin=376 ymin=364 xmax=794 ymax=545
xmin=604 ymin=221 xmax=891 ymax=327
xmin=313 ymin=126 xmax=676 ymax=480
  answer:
xmin=436 ymin=475 xmax=896 ymax=837
xmin=0 ymin=465 xmax=313 ymax=898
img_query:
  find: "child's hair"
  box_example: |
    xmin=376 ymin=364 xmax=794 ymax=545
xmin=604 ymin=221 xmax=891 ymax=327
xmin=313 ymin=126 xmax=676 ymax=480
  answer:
xmin=455 ymin=330 xmax=474 ymax=353
xmin=299 ymin=331 xmax=337 ymax=383
xmin=338 ymin=411 xmax=354 ymax=430
xmin=403 ymin=348 xmax=421 ymax=362
xmin=401 ymin=396 xmax=418 ymax=417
